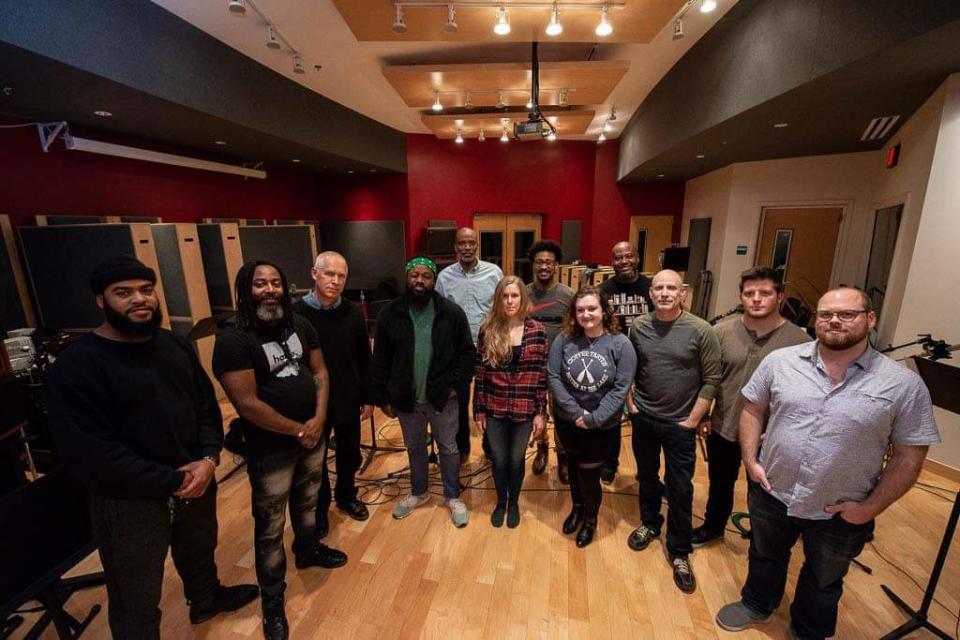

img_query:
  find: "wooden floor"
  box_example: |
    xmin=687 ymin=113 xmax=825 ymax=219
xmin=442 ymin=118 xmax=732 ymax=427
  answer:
xmin=12 ymin=407 xmax=960 ymax=639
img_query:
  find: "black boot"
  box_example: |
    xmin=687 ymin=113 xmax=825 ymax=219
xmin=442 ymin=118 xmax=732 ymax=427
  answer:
xmin=189 ymin=584 xmax=260 ymax=624
xmin=532 ymin=442 xmax=549 ymax=476
xmin=562 ymin=504 xmax=585 ymax=535
xmin=261 ymin=594 xmax=288 ymax=640
xmin=294 ymin=543 xmax=348 ymax=569
xmin=576 ymin=516 xmax=597 ymax=548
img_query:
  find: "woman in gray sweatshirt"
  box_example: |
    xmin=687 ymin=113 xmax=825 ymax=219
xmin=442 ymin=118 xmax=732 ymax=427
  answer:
xmin=547 ymin=287 xmax=637 ymax=548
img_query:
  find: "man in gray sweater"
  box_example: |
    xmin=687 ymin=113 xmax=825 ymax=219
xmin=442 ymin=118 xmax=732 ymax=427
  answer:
xmin=626 ymin=269 xmax=721 ymax=594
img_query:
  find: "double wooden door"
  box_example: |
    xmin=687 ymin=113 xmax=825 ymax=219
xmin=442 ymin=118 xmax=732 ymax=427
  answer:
xmin=473 ymin=214 xmax=542 ymax=280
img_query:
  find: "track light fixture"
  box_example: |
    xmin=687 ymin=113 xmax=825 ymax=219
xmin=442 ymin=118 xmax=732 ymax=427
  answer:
xmin=526 ymin=99 xmax=534 ymax=110
xmin=455 ymin=129 xmax=464 ymax=143
xmin=266 ymin=25 xmax=281 ymax=49
xmin=432 ymin=92 xmax=443 ymax=112
xmin=546 ymin=131 xmax=557 ymax=141
xmin=598 ymin=131 xmax=606 ymax=143
xmin=293 ymin=56 xmax=305 ymax=74
xmin=393 ymin=4 xmax=407 ymax=33
xmin=500 ymin=127 xmax=509 ymax=142
xmin=545 ymin=4 xmax=562 ymax=36
xmin=558 ymin=88 xmax=569 ymax=107
xmin=443 ymin=4 xmax=458 ymax=32
xmin=700 ymin=0 xmax=717 ymax=13
xmin=465 ymin=92 xmax=473 ymax=108
xmin=228 ymin=0 xmax=246 ymax=15
xmin=672 ymin=18 xmax=684 ymax=40
xmin=496 ymin=91 xmax=505 ymax=109
xmin=494 ymin=6 xmax=511 ymax=35
xmin=595 ymin=5 xmax=613 ymax=36
xmin=478 ymin=129 xmax=486 ymax=142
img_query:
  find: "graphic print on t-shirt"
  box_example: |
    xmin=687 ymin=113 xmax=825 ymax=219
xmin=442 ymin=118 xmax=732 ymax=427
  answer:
xmin=564 ymin=350 xmax=610 ymax=393
xmin=261 ymin=332 xmax=304 ymax=378
xmin=608 ymin=292 xmax=649 ymax=328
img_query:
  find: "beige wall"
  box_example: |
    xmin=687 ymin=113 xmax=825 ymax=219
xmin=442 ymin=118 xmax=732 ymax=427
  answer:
xmin=680 ymin=166 xmax=732 ymax=316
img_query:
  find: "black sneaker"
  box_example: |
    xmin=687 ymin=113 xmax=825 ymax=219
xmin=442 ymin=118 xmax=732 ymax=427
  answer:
xmin=599 ymin=467 xmax=616 ymax=485
xmin=189 ymin=584 xmax=259 ymax=624
xmin=627 ymin=525 xmax=660 ymax=551
xmin=671 ymin=554 xmax=697 ymax=593
xmin=691 ymin=525 xmax=724 ymax=548
xmin=294 ymin=543 xmax=348 ymax=570
xmin=337 ymin=500 xmax=370 ymax=521
xmin=261 ymin=594 xmax=288 ymax=640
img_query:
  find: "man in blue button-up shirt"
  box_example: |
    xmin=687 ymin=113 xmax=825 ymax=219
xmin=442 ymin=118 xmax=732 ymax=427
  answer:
xmin=435 ymin=227 xmax=503 ymax=459
xmin=716 ymin=287 xmax=939 ymax=640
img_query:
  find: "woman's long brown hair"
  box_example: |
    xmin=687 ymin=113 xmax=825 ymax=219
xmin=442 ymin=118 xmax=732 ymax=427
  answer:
xmin=480 ymin=275 xmax=531 ymax=367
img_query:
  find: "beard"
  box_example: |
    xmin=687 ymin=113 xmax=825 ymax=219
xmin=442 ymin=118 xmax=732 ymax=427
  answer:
xmin=407 ymin=284 xmax=432 ymax=303
xmin=255 ymin=301 xmax=285 ymax=323
xmin=818 ymin=326 xmax=868 ymax=350
xmin=104 ymin=303 xmax=163 ymax=336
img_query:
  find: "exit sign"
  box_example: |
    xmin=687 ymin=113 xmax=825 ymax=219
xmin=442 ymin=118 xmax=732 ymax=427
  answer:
xmin=736 ymin=245 xmax=748 ymax=256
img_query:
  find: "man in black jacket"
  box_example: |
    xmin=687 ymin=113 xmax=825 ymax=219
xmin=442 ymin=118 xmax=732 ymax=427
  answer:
xmin=47 ymin=256 xmax=258 ymax=640
xmin=294 ymin=251 xmax=372 ymax=531
xmin=371 ymin=257 xmax=476 ymax=527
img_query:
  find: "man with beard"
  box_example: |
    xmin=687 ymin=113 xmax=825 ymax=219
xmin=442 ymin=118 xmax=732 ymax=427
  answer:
xmin=293 ymin=252 xmax=373 ymax=531
xmin=47 ymin=256 xmax=258 ymax=639
xmin=692 ymin=267 xmax=810 ymax=547
xmin=627 ymin=269 xmax=720 ymax=594
xmin=716 ymin=287 xmax=939 ymax=640
xmin=371 ymin=257 xmax=476 ymax=527
xmin=599 ymin=241 xmax=654 ymax=483
xmin=435 ymin=227 xmax=502 ymax=459
xmin=525 ymin=239 xmax=574 ymax=480
xmin=213 ymin=261 xmax=347 ymax=640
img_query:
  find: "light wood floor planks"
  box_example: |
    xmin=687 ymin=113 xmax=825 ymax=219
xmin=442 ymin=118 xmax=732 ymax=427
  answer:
xmin=11 ymin=406 xmax=960 ymax=639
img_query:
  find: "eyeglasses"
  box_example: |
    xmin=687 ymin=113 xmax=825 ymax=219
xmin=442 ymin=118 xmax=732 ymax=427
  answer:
xmin=533 ymin=259 xmax=557 ymax=267
xmin=816 ymin=310 xmax=868 ymax=322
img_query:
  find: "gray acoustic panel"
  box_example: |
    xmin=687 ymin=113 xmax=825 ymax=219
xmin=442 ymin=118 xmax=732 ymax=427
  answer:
xmin=19 ymin=225 xmax=138 ymax=329
xmin=561 ymin=221 xmax=582 ymax=263
xmin=320 ymin=221 xmax=406 ymax=294
xmin=0 ymin=234 xmax=28 ymax=333
xmin=238 ymin=226 xmax=315 ymax=295
xmin=197 ymin=224 xmax=235 ymax=312
xmin=42 ymin=215 xmax=109 ymax=225
xmin=121 ymin=216 xmax=162 ymax=223
xmin=151 ymin=226 xmax=189 ymax=319
xmin=686 ymin=218 xmax=712 ymax=287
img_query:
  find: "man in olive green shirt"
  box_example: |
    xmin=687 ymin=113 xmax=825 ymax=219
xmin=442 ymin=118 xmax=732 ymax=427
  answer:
xmin=692 ymin=266 xmax=810 ymax=547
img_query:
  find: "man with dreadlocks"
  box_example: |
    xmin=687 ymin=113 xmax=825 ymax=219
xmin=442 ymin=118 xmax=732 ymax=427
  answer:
xmin=213 ymin=260 xmax=347 ymax=640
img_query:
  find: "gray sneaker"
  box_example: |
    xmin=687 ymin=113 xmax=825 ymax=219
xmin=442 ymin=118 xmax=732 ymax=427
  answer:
xmin=715 ymin=601 xmax=772 ymax=631
xmin=392 ymin=493 xmax=430 ymax=520
xmin=447 ymin=498 xmax=469 ymax=528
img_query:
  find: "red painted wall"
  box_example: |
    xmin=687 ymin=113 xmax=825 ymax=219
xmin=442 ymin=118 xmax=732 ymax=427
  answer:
xmin=589 ymin=139 xmax=686 ymax=261
xmin=0 ymin=123 xmax=322 ymax=228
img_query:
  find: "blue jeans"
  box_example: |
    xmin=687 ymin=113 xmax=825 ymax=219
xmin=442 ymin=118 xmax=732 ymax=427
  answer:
xmin=485 ymin=417 xmax=532 ymax=505
xmin=741 ymin=482 xmax=874 ymax=640
xmin=398 ymin=399 xmax=460 ymax=499
xmin=247 ymin=443 xmax=327 ymax=596
xmin=631 ymin=412 xmax=697 ymax=556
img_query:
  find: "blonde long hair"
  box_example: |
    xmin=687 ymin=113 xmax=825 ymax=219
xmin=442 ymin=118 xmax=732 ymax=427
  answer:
xmin=480 ymin=275 xmax=531 ymax=368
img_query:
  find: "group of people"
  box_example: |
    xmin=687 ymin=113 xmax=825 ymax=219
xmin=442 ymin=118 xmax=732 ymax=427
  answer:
xmin=46 ymin=225 xmax=939 ymax=640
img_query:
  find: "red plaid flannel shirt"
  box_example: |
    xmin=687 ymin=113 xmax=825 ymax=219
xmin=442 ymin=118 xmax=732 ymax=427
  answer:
xmin=473 ymin=319 xmax=548 ymax=422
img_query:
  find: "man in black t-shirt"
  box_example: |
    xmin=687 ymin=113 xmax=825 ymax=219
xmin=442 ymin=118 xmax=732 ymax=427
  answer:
xmin=48 ymin=256 xmax=258 ymax=640
xmin=598 ymin=241 xmax=654 ymax=484
xmin=213 ymin=261 xmax=347 ymax=640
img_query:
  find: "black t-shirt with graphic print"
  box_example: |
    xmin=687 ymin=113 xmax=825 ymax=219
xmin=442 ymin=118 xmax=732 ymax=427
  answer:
xmin=600 ymin=276 xmax=654 ymax=334
xmin=213 ymin=313 xmax=320 ymax=456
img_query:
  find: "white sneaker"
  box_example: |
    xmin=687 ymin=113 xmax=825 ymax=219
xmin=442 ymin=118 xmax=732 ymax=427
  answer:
xmin=392 ymin=493 xmax=429 ymax=520
xmin=447 ymin=498 xmax=469 ymax=528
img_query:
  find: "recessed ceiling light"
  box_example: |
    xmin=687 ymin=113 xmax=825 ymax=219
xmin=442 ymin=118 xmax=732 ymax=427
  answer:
xmin=214 ymin=140 xmax=227 ymax=145
xmin=93 ymin=110 xmax=112 ymax=117
xmin=292 ymin=158 xmax=301 ymax=163
xmin=774 ymin=122 xmax=789 ymax=128
xmin=696 ymin=154 xmax=705 ymax=159
xmin=347 ymin=170 xmax=354 ymax=174
xmin=657 ymin=174 xmax=665 ymax=178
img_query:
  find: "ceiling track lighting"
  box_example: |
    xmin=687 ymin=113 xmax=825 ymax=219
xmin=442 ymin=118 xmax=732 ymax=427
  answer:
xmin=545 ymin=3 xmax=562 ymax=36
xmin=228 ymin=0 xmax=246 ymax=14
xmin=393 ymin=4 xmax=407 ymax=33
xmin=672 ymin=17 xmax=684 ymax=40
xmin=455 ymin=129 xmax=464 ymax=143
xmin=558 ymin=88 xmax=569 ymax=107
xmin=496 ymin=91 xmax=505 ymax=109
xmin=597 ymin=131 xmax=606 ymax=143
xmin=432 ymin=91 xmax=443 ymax=111
xmin=494 ymin=5 xmax=511 ymax=35
xmin=465 ymin=92 xmax=473 ymax=108
xmin=443 ymin=4 xmax=458 ymax=32
xmin=500 ymin=126 xmax=509 ymax=142
xmin=478 ymin=129 xmax=486 ymax=142
xmin=293 ymin=56 xmax=305 ymax=74
xmin=595 ymin=4 xmax=613 ymax=36
xmin=266 ymin=25 xmax=281 ymax=49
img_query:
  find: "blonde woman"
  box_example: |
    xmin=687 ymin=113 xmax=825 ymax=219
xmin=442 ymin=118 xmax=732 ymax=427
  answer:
xmin=474 ymin=276 xmax=548 ymax=528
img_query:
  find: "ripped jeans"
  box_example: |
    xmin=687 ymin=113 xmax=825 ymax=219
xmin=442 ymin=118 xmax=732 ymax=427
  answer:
xmin=246 ymin=443 xmax=326 ymax=596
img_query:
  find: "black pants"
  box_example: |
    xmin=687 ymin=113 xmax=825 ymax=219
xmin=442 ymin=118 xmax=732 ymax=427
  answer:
xmin=485 ymin=417 xmax=532 ymax=505
xmin=90 ymin=485 xmax=220 ymax=640
xmin=631 ymin=413 xmax=697 ymax=556
xmin=247 ymin=444 xmax=326 ymax=597
xmin=603 ymin=421 xmax=622 ymax=473
xmin=741 ymin=482 xmax=874 ymax=640
xmin=318 ymin=417 xmax=361 ymax=511
xmin=703 ymin=430 xmax=742 ymax=532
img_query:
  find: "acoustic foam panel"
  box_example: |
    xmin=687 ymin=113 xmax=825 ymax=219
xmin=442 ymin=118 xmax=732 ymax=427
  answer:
xmin=561 ymin=220 xmax=582 ymax=263
xmin=320 ymin=220 xmax=406 ymax=293
xmin=19 ymin=224 xmax=167 ymax=331
xmin=36 ymin=215 xmax=120 ymax=226
xmin=238 ymin=225 xmax=317 ymax=295
xmin=197 ymin=224 xmax=240 ymax=313
xmin=151 ymin=225 xmax=190 ymax=320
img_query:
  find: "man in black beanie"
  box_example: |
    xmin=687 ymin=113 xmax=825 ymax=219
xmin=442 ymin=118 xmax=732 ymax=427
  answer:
xmin=47 ymin=255 xmax=258 ymax=640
